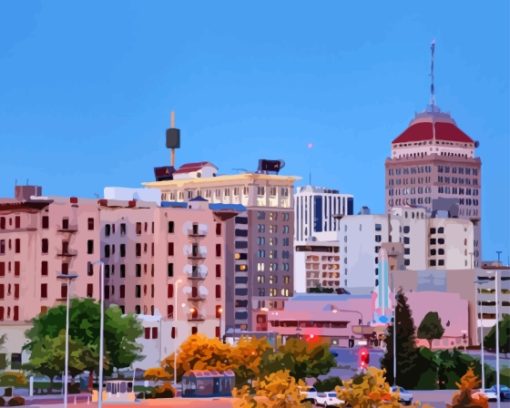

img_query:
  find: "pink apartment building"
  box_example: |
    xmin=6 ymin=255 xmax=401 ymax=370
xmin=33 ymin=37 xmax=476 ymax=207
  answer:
xmin=0 ymin=186 xmax=238 ymax=368
xmin=99 ymin=195 xmax=238 ymax=341
xmin=0 ymin=186 xmax=101 ymax=323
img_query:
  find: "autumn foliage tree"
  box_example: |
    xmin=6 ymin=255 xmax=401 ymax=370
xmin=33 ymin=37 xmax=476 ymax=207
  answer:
xmin=447 ymin=367 xmax=488 ymax=408
xmin=336 ymin=367 xmax=401 ymax=407
xmin=233 ymin=370 xmax=308 ymax=408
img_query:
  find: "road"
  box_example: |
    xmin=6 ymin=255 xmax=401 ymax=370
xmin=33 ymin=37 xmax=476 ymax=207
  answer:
xmin=28 ymin=395 xmax=510 ymax=407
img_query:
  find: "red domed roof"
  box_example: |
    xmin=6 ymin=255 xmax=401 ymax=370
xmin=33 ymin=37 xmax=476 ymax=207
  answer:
xmin=392 ymin=108 xmax=475 ymax=144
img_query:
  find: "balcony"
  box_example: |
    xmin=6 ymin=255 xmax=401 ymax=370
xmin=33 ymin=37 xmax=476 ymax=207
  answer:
xmin=187 ymin=253 xmax=206 ymax=261
xmin=187 ymin=273 xmax=206 ymax=281
xmin=188 ymin=314 xmax=206 ymax=322
xmin=57 ymin=225 xmax=78 ymax=233
xmin=187 ymin=229 xmax=206 ymax=238
xmin=188 ymin=294 xmax=206 ymax=302
xmin=57 ymin=250 xmax=77 ymax=257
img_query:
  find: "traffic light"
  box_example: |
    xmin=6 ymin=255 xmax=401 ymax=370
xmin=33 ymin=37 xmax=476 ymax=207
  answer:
xmin=359 ymin=347 xmax=370 ymax=369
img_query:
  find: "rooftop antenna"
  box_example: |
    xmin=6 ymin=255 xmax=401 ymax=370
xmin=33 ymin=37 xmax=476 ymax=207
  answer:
xmin=166 ymin=111 xmax=181 ymax=168
xmin=430 ymin=40 xmax=436 ymax=108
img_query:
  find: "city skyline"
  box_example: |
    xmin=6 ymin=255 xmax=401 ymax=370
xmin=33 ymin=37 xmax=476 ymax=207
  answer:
xmin=1 ymin=1 xmax=508 ymax=259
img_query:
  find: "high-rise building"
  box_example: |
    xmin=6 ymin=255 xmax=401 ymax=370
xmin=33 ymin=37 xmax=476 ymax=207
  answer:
xmin=385 ymin=45 xmax=482 ymax=265
xmin=294 ymin=185 xmax=353 ymax=242
xmin=144 ymin=160 xmax=298 ymax=332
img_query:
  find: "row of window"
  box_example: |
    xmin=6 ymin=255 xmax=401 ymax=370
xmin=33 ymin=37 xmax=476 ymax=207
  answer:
xmin=257 ymin=250 xmax=291 ymax=259
xmin=388 ymin=166 xmax=433 ymax=175
xmin=0 ymin=239 xmax=21 ymax=254
xmin=256 ymin=262 xmax=290 ymax=272
xmin=256 ymin=275 xmax=291 ymax=284
xmin=388 ymin=198 xmax=432 ymax=206
xmin=388 ymin=177 xmax=432 ymax=186
xmin=256 ymin=212 xmax=291 ymax=221
xmin=0 ymin=283 xmax=19 ymax=298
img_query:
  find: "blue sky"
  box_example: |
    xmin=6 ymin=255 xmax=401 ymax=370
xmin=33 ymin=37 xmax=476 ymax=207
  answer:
xmin=0 ymin=1 xmax=508 ymax=260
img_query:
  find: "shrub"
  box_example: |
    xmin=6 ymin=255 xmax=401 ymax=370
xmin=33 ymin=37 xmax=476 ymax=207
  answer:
xmin=0 ymin=373 xmax=27 ymax=387
xmin=314 ymin=376 xmax=343 ymax=392
xmin=68 ymin=383 xmax=80 ymax=394
xmin=153 ymin=383 xmax=175 ymax=398
xmin=0 ymin=397 xmax=5 ymax=406
xmin=7 ymin=396 xmax=25 ymax=406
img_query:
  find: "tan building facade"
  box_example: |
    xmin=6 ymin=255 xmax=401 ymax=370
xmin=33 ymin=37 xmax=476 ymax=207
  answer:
xmin=144 ymin=162 xmax=298 ymax=331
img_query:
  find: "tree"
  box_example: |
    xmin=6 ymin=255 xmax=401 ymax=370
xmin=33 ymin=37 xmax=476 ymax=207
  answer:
xmin=381 ymin=289 xmax=420 ymax=389
xmin=230 ymin=336 xmax=273 ymax=387
xmin=447 ymin=367 xmax=488 ymax=408
xmin=417 ymin=311 xmax=444 ymax=349
xmin=233 ymin=370 xmax=307 ymax=408
xmin=24 ymin=332 xmax=95 ymax=392
xmin=484 ymin=314 xmax=510 ymax=357
xmin=259 ymin=337 xmax=336 ymax=381
xmin=160 ymin=334 xmax=232 ymax=382
xmin=24 ymin=299 xmax=143 ymax=385
xmin=336 ymin=367 xmax=401 ymax=407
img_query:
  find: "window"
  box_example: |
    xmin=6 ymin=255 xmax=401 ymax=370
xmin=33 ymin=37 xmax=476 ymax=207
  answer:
xmin=105 ymin=224 xmax=111 ymax=237
xmin=120 ymin=285 xmax=125 ymax=298
xmin=167 ymin=263 xmax=174 ymax=277
xmin=216 ymin=264 xmax=221 ymax=278
xmin=87 ymin=284 xmax=93 ymax=297
xmin=87 ymin=240 xmax=94 ymax=254
xmin=104 ymin=245 xmax=110 ymax=258
xmin=120 ymin=223 xmax=126 ymax=235
xmin=136 ymin=222 xmax=142 ymax=235
xmin=216 ymin=305 xmax=222 ymax=318
xmin=88 ymin=218 xmax=94 ymax=230
xmin=14 ymin=261 xmax=20 ymax=276
xmin=120 ymin=244 xmax=126 ymax=257
xmin=136 ymin=243 xmax=141 ymax=257
xmin=438 ymin=227 xmax=444 ymax=234
xmin=144 ymin=327 xmax=151 ymax=339
xmin=152 ymin=327 xmax=158 ymax=339
xmin=136 ymin=264 xmax=142 ymax=277
xmin=42 ymin=239 xmax=49 ymax=254
xmin=216 ymin=223 xmax=222 ymax=236
xmin=167 ymin=284 xmax=174 ymax=298
xmin=375 ymin=223 xmax=382 ymax=231
xmin=42 ymin=216 xmax=49 ymax=229
xmin=403 ymin=226 xmax=410 ymax=234
xmin=235 ymin=216 xmax=248 ymax=225
xmin=41 ymin=261 xmax=48 ymax=276
xmin=120 ymin=264 xmax=126 ymax=278
xmin=215 ymin=284 xmax=221 ymax=298
xmin=168 ymin=243 xmax=174 ymax=256
xmin=0 ymin=285 xmax=3 ymax=299
xmin=168 ymin=221 xmax=175 ymax=233
xmin=191 ymin=327 xmax=198 ymax=335
xmin=167 ymin=305 xmax=174 ymax=319
xmin=215 ymin=244 xmax=221 ymax=257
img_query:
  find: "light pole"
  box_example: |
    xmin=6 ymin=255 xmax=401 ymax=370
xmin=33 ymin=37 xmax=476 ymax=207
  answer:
xmin=56 ymin=273 xmax=78 ymax=408
xmin=474 ymin=279 xmax=485 ymax=389
xmin=92 ymin=261 xmax=105 ymax=408
xmin=174 ymin=279 xmax=182 ymax=390
xmin=494 ymin=268 xmax=501 ymax=408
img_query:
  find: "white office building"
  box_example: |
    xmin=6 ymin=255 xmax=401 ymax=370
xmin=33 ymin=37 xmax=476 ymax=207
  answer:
xmin=339 ymin=207 xmax=474 ymax=291
xmin=294 ymin=185 xmax=353 ymax=242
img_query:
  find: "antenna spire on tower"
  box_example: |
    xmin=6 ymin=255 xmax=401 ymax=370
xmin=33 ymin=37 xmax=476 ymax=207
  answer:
xmin=430 ymin=40 xmax=436 ymax=107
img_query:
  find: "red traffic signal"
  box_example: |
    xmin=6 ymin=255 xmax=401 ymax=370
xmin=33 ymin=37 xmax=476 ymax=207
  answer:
xmin=358 ymin=347 xmax=370 ymax=368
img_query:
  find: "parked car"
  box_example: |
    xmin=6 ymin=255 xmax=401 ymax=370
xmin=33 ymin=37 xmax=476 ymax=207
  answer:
xmin=488 ymin=385 xmax=510 ymax=400
xmin=472 ymin=388 xmax=498 ymax=402
xmin=390 ymin=386 xmax=413 ymax=405
xmin=299 ymin=386 xmax=317 ymax=403
xmin=314 ymin=391 xmax=344 ymax=407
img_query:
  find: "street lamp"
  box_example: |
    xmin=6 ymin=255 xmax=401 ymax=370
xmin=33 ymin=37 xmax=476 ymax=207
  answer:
xmin=56 ymin=273 xmax=78 ymax=408
xmin=92 ymin=261 xmax=105 ymax=408
xmin=474 ymin=279 xmax=486 ymax=389
xmin=174 ymin=279 xmax=182 ymax=389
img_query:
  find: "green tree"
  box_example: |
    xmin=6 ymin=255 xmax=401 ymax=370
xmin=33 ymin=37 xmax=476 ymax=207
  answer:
xmin=484 ymin=314 xmax=510 ymax=357
xmin=417 ymin=311 xmax=445 ymax=349
xmin=381 ymin=289 xmax=419 ymax=389
xmin=24 ymin=299 xmax=143 ymax=384
xmin=24 ymin=332 xmax=94 ymax=392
